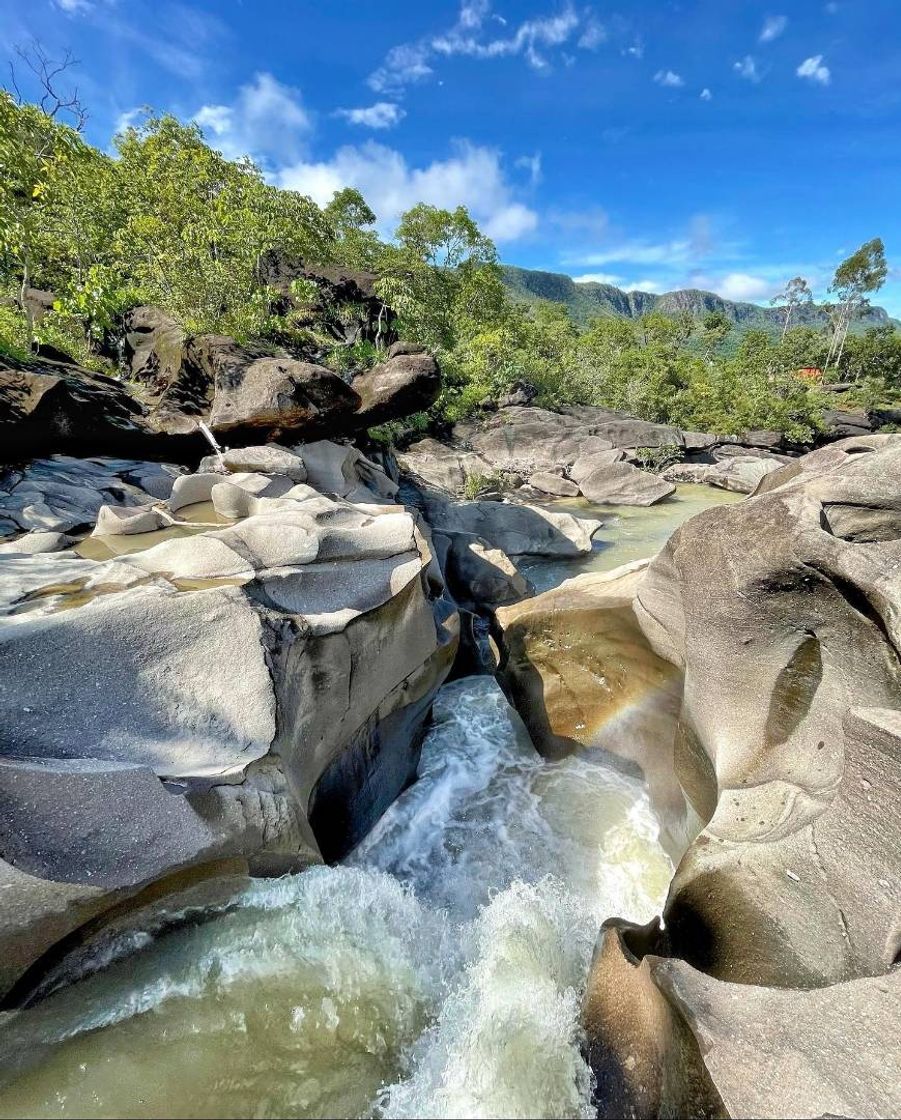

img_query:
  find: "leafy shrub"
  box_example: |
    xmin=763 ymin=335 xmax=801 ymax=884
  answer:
xmin=633 ymin=444 xmax=683 ymax=473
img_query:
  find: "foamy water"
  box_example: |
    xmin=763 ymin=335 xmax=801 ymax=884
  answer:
xmin=0 ymin=678 xmax=672 ymax=1119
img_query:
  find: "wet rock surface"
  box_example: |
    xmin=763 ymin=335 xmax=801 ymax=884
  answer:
xmin=581 ymin=434 xmax=901 ymax=1119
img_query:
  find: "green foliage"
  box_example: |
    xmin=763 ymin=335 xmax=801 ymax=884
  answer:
xmin=0 ymin=77 xmax=895 ymax=446
xmin=463 ymin=470 xmax=509 ymax=499
xmin=321 ymin=339 xmax=380 ymax=376
xmin=368 ymin=411 xmax=431 ymax=447
xmin=633 ymin=444 xmax=683 ymax=473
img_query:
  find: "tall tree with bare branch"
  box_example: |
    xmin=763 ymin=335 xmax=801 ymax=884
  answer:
xmin=0 ymin=42 xmax=86 ymax=348
xmin=771 ymin=276 xmax=813 ymax=341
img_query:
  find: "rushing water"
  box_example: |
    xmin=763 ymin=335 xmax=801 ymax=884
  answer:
xmin=0 ymin=679 xmax=671 ymax=1120
xmin=0 ymin=485 xmax=737 ymax=1119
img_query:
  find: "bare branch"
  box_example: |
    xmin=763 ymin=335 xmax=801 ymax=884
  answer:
xmin=8 ymin=40 xmax=87 ymax=130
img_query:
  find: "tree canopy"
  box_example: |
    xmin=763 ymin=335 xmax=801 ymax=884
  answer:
xmin=0 ymin=81 xmax=897 ymax=442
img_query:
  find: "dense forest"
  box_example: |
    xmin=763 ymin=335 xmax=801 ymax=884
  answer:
xmin=2 ymin=58 xmax=900 ymax=445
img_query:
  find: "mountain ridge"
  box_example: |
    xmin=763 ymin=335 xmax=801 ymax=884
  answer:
xmin=500 ymin=264 xmax=896 ymax=333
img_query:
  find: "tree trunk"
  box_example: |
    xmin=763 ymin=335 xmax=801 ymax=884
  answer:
xmin=20 ymin=254 xmax=35 ymax=352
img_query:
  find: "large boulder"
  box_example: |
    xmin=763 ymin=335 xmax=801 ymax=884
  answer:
xmin=635 ymin=438 xmax=901 ymax=986
xmin=411 ymin=488 xmax=601 ymax=557
xmin=121 ymin=306 xmax=186 ymax=392
xmin=663 ymin=456 xmax=783 ymax=494
xmin=581 ymin=435 xmax=901 ymax=1119
xmin=578 ymin=461 xmax=676 ymax=505
xmin=0 ymin=441 xmax=458 ymax=999
xmin=397 ymin=438 xmax=495 ymax=495
xmin=350 ymin=345 xmax=441 ymax=428
xmin=208 ymin=356 xmax=361 ymax=436
xmin=0 ymin=358 xmax=200 ymax=463
xmin=454 ymin=407 xmax=620 ymax=476
xmin=582 ymin=920 xmax=901 ymax=1120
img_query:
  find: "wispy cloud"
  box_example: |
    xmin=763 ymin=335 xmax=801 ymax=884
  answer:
xmin=515 ymin=151 xmax=542 ymax=185
xmin=578 ymin=18 xmax=607 ymax=50
xmin=653 ymin=69 xmax=684 ymax=88
xmin=547 ymin=207 xmax=610 ymax=239
xmin=369 ymin=1 xmax=602 ymax=93
xmin=759 ymin=15 xmax=788 ymax=43
xmin=336 ymin=102 xmax=406 ymax=129
xmin=570 ymin=272 xmax=622 ymax=285
xmin=700 ymin=87 xmax=712 ymax=101
xmin=278 ymin=139 xmax=537 ymax=243
xmin=53 ymin=0 xmax=94 ymax=12
xmin=733 ymin=55 xmax=761 ymax=82
xmin=797 ymin=55 xmax=831 ymax=84
xmin=194 ymin=73 xmax=312 ymax=163
xmin=566 ymin=239 xmax=694 ymax=267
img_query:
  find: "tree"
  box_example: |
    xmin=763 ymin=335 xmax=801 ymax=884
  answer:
xmin=0 ymin=44 xmax=88 ymax=347
xmin=376 ymin=204 xmax=497 ymax=351
xmin=771 ymin=276 xmax=813 ymax=341
xmin=323 ymin=187 xmax=381 ymax=270
xmin=825 ymin=238 xmax=888 ymax=371
xmin=111 ymin=114 xmax=332 ymax=336
xmin=699 ymin=309 xmax=732 ymax=360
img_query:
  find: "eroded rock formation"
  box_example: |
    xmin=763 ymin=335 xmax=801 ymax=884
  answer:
xmin=0 ymin=442 xmax=458 ymax=1000
xmin=579 ymin=434 xmax=901 ymax=1118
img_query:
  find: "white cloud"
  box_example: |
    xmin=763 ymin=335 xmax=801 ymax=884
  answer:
xmin=194 ymin=73 xmax=311 ymax=162
xmin=711 ymin=272 xmax=775 ymax=301
xmin=571 ymin=272 xmax=622 ymax=285
xmin=336 ymin=102 xmax=406 ymax=129
xmin=700 ymin=87 xmax=712 ymax=101
xmin=569 ymin=240 xmax=692 ymax=266
xmin=515 ymin=151 xmax=542 ymax=185
xmin=578 ymin=18 xmax=607 ymax=50
xmin=797 ymin=55 xmax=831 ymax=84
xmin=369 ymin=43 xmax=434 ymax=93
xmin=369 ymin=1 xmax=600 ymax=91
xmin=114 ymin=107 xmax=145 ymax=134
xmin=733 ymin=55 xmax=761 ymax=82
xmin=548 ymin=207 xmax=609 ymax=238
xmin=54 ymin=0 xmax=93 ymax=12
xmin=628 ymin=278 xmax=665 ymax=294
xmin=653 ymin=69 xmax=684 ymax=88
xmin=277 ymin=140 xmax=537 ymax=243
xmin=432 ymin=6 xmax=580 ymax=70
xmin=759 ymin=15 xmax=788 ymax=42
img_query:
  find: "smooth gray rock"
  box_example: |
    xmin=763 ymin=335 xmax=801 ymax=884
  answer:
xmin=298 ymin=440 xmax=398 ymax=503
xmin=528 ymin=471 xmax=581 ymax=497
xmin=221 ymin=444 xmax=307 ymax=481
xmin=419 ymin=492 xmax=600 ymax=556
xmin=579 ymin=461 xmax=676 ymax=505
xmin=397 ymin=438 xmax=494 ymax=495
xmin=168 ymin=472 xmax=224 ymax=513
xmin=0 ymin=531 xmax=73 ymax=555
xmin=663 ymin=456 xmax=782 ymax=494
xmin=0 ymin=585 xmax=276 ymax=780
xmin=93 ymin=503 xmax=169 ymax=536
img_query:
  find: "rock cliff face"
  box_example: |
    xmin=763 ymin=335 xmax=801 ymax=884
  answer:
xmin=577 ymin=434 xmax=901 ymax=1119
xmin=0 ymin=441 xmax=458 ymax=1000
xmin=501 ymin=263 xmax=897 ymax=333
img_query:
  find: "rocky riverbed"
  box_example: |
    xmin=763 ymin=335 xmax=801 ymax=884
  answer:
xmin=0 ymin=341 xmax=899 ymax=1119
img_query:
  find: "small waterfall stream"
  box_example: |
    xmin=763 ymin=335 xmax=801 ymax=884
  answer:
xmin=0 ymin=486 xmax=737 ymax=1119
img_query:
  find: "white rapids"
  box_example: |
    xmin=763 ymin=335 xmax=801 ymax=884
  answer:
xmin=0 ymin=677 xmax=672 ymax=1120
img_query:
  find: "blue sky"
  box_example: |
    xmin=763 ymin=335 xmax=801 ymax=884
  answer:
xmin=4 ymin=0 xmax=901 ymax=312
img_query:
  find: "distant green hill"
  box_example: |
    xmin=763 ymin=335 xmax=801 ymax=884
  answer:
xmin=500 ymin=264 xmax=896 ymax=335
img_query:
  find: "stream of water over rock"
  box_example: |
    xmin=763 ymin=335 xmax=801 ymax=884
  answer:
xmin=0 ymin=486 xmax=737 ymax=1120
